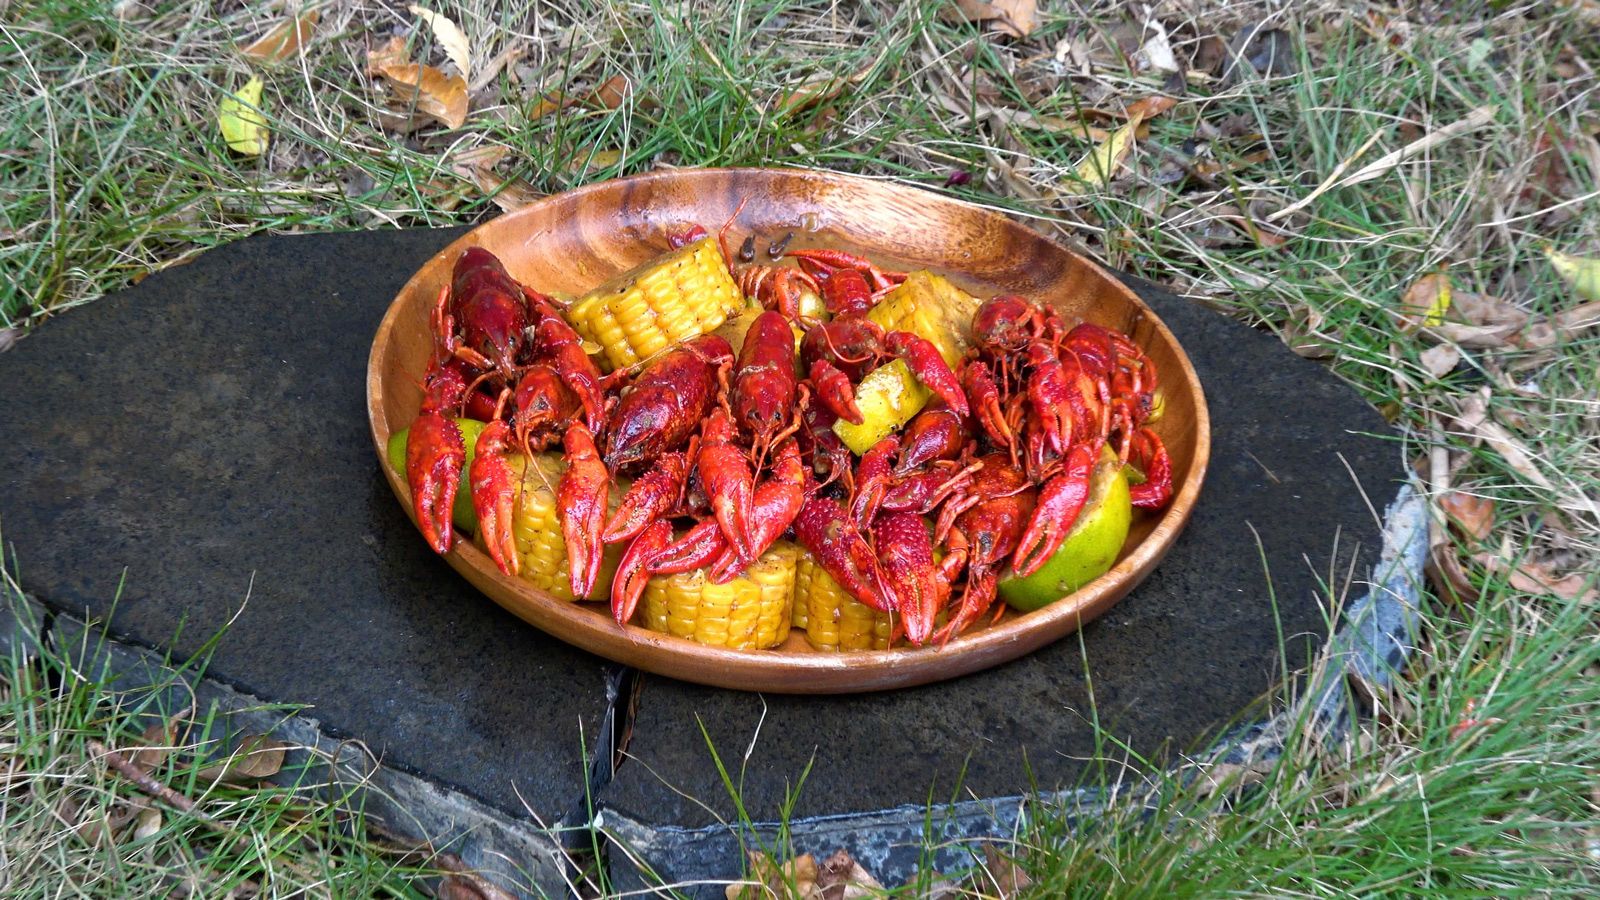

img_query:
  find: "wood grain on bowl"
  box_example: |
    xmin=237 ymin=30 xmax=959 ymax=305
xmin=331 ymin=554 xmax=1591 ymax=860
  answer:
xmin=368 ymin=168 xmax=1210 ymax=693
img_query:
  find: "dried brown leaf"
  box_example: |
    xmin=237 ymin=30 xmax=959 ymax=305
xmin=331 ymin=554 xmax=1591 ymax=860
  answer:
xmin=813 ymin=849 xmax=883 ymax=899
xmin=530 ymin=74 xmax=630 ymax=120
xmin=367 ymin=36 xmax=410 ymax=73
xmin=945 ymin=0 xmax=1036 ymax=38
xmin=988 ymin=0 xmax=1037 ymax=38
xmin=437 ymin=874 xmax=519 ymax=900
xmin=130 ymin=714 xmax=184 ymax=772
xmin=1419 ymin=343 xmax=1461 ymax=378
xmin=240 ymin=10 xmax=319 ymax=63
xmin=777 ymin=55 xmax=880 ymax=116
xmin=1399 ymin=273 xmax=1453 ymax=331
xmin=1123 ymin=94 xmax=1178 ymax=121
xmin=1474 ymin=552 xmax=1597 ymax=604
xmin=980 ymin=844 xmax=1033 ymax=897
xmin=197 ymin=734 xmax=287 ymax=785
xmin=132 ymin=805 xmax=163 ymax=841
xmin=728 ymin=851 xmax=821 ymax=900
xmin=450 ymin=145 xmax=541 ymax=211
xmin=1438 ymin=490 xmax=1494 ymax=542
xmin=372 ymin=62 xmax=469 ymax=130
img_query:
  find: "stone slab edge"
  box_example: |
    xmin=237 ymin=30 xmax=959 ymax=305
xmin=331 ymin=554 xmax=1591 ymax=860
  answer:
xmin=596 ymin=480 xmax=1430 ymax=895
xmin=27 ymin=609 xmax=579 ymax=900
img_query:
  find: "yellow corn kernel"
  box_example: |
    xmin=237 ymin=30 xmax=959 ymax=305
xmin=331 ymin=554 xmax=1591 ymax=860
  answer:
xmin=504 ymin=453 xmax=627 ymax=602
xmin=796 ymin=549 xmax=892 ymax=652
xmin=867 ymin=270 xmax=981 ymax=368
xmin=566 ymin=237 xmax=744 ymax=372
xmin=641 ymin=541 xmax=799 ymax=650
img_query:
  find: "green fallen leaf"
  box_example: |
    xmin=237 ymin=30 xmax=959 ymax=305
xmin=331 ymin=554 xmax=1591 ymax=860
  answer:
xmin=218 ymin=76 xmax=269 ymax=156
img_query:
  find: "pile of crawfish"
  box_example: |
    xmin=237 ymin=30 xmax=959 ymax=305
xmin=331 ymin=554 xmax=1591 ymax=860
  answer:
xmin=401 ymin=227 xmax=1171 ymax=649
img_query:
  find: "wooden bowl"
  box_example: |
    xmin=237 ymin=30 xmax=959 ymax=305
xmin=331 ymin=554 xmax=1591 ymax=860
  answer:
xmin=368 ymin=168 xmax=1210 ymax=693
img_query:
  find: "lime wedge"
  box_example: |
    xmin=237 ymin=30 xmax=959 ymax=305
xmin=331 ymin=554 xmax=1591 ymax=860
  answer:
xmin=998 ymin=447 xmax=1132 ymax=612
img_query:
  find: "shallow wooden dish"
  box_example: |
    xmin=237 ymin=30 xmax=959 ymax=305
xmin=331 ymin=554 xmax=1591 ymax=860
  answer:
xmin=368 ymin=167 xmax=1210 ymax=693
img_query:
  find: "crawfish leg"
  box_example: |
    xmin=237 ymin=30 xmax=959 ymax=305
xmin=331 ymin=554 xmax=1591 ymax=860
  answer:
xmin=558 ymin=423 xmax=611 ymax=598
xmin=1011 ymin=442 xmax=1097 ymax=577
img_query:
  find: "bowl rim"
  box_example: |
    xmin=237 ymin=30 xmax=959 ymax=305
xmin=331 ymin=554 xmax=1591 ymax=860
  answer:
xmin=366 ymin=165 xmax=1212 ymax=692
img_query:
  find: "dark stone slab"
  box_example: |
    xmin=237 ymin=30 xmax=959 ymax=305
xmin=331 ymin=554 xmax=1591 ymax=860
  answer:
xmin=1 ymin=587 xmax=48 ymax=663
xmin=0 ymin=228 xmax=615 ymax=825
xmin=597 ymin=276 xmax=1407 ymax=848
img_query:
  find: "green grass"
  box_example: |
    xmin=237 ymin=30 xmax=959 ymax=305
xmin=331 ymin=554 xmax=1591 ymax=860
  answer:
xmin=0 ymin=588 xmax=438 ymax=896
xmin=3 ymin=0 xmax=1597 ymax=895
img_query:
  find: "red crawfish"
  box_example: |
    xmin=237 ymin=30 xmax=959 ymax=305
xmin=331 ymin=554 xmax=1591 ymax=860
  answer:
xmin=931 ymin=455 xmax=1037 ymax=642
xmin=730 ymin=310 xmax=806 ymax=466
xmin=1011 ymin=437 xmax=1104 ymax=578
xmin=609 ymin=439 xmax=808 ymax=624
xmin=605 ymin=333 xmax=734 ymax=471
xmin=447 ymin=246 xmax=533 ymax=383
xmin=792 ymin=495 xmax=889 ymax=613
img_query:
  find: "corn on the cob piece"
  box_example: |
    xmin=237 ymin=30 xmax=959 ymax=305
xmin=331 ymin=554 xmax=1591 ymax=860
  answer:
xmin=832 ymin=358 xmax=932 ymax=456
xmin=503 ymin=453 xmax=627 ymax=602
xmin=566 ymin=237 xmax=744 ymax=372
xmin=796 ymin=549 xmax=892 ymax=652
xmin=641 ymin=541 xmax=799 ymax=649
xmin=867 ymin=270 xmax=981 ymax=368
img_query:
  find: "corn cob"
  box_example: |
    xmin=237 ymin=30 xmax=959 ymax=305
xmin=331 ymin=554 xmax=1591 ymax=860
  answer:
xmin=796 ymin=549 xmax=892 ymax=652
xmin=641 ymin=541 xmax=799 ymax=649
xmin=566 ymin=237 xmax=744 ymax=372
xmin=504 ymin=453 xmax=627 ymax=602
xmin=867 ymin=270 xmax=981 ymax=368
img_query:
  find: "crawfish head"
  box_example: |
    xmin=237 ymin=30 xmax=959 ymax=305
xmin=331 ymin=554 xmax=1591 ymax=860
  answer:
xmin=604 ymin=335 xmax=730 ymax=471
xmin=972 ymin=294 xmax=1047 ymax=355
xmin=800 ymin=318 xmax=883 ymax=381
xmin=450 ymin=247 xmax=531 ymax=380
xmin=896 ymin=400 xmax=966 ymax=475
xmin=510 ymin=364 xmax=577 ymax=451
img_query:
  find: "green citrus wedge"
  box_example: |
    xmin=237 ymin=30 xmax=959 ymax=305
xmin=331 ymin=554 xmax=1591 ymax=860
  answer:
xmin=998 ymin=446 xmax=1132 ymax=612
xmin=386 ymin=417 xmax=488 ymax=533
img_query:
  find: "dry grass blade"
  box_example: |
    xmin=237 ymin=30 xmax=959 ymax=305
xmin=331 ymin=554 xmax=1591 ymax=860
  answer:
xmin=238 ymin=10 xmax=319 ymax=63
xmin=1341 ymin=106 xmax=1495 ymax=187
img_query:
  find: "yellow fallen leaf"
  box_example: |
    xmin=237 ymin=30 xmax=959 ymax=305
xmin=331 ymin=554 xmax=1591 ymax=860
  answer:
xmin=218 ymin=76 xmax=269 ymax=156
xmin=1062 ymin=116 xmax=1139 ymax=195
xmin=409 ymin=4 xmax=471 ymax=81
xmin=1400 ymin=272 xmax=1453 ymax=330
xmin=565 ymin=149 xmax=623 ymax=173
xmin=239 ymin=10 xmax=319 ymax=63
xmin=1545 ymin=246 xmax=1600 ymax=302
xmin=373 ymin=61 xmax=469 ymax=129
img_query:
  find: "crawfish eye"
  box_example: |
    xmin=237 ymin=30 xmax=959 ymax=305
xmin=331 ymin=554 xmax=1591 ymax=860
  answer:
xmin=739 ymin=235 xmax=756 ymax=263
